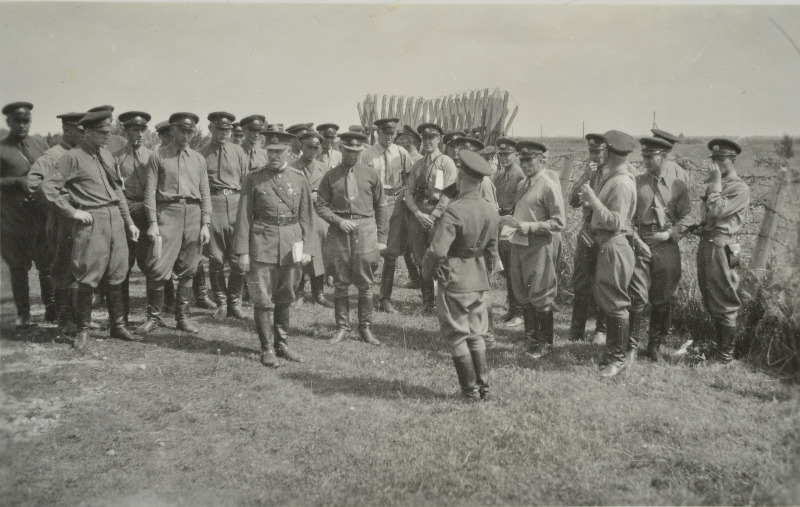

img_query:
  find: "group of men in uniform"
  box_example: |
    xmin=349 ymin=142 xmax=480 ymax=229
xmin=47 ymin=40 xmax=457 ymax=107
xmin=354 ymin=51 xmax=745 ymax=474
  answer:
xmin=1 ymin=100 xmax=751 ymax=399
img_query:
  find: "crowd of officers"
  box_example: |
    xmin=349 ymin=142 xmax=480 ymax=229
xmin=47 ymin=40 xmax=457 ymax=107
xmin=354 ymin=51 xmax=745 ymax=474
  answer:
xmin=0 ymin=100 xmax=750 ymax=400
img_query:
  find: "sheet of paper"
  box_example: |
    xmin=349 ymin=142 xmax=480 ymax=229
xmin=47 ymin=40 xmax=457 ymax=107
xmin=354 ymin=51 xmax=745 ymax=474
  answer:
xmin=292 ymin=241 xmax=304 ymax=263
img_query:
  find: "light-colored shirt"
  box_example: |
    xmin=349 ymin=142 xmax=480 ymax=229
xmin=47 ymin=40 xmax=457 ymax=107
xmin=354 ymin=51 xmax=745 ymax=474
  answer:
xmin=199 ymin=141 xmax=248 ymax=191
xmin=27 ymin=142 xmax=71 ymax=196
xmin=510 ymin=170 xmax=565 ymax=246
xmin=492 ymin=163 xmax=525 ymax=212
xmin=589 ymin=163 xmax=637 ymax=234
xmin=700 ymin=174 xmax=750 ymax=237
xmin=404 ymin=150 xmax=458 ymax=220
xmin=316 ymin=148 xmax=342 ymax=172
xmin=113 ymin=145 xmax=152 ymax=201
xmin=358 ymin=142 xmax=413 ymax=191
xmin=241 ymin=141 xmax=269 ymax=172
xmin=144 ymin=143 xmax=212 ymax=225
xmin=634 ymin=168 xmax=692 ymax=242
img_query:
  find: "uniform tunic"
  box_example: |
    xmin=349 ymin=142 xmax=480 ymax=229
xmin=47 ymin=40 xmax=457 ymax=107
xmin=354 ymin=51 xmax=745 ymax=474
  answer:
xmin=0 ymin=135 xmax=48 ymax=270
xmin=290 ymin=157 xmax=329 ymax=276
xmin=144 ymin=144 xmax=212 ymax=281
xmin=199 ymin=141 xmax=248 ymax=270
xmin=27 ymin=142 xmax=72 ymax=284
xmin=359 ymin=143 xmax=413 ymax=248
xmin=421 ymin=191 xmax=499 ymax=355
xmin=509 ymin=171 xmax=566 ymax=310
xmin=403 ymin=151 xmax=458 ymax=264
xmin=589 ymin=165 xmax=637 ymax=320
xmin=568 ymin=163 xmax=608 ymax=299
xmin=114 ymin=144 xmax=153 ymax=272
xmin=492 ymin=163 xmax=525 ymax=299
xmin=697 ymin=174 xmax=750 ymax=326
xmin=42 ymin=142 xmax=134 ymax=288
xmin=316 ymin=162 xmax=386 ymax=293
xmin=628 ymin=168 xmax=692 ymax=311
xmin=241 ymin=141 xmax=268 ymax=172
xmin=316 ymin=148 xmax=342 ymax=172
xmin=232 ymin=163 xmax=313 ymax=310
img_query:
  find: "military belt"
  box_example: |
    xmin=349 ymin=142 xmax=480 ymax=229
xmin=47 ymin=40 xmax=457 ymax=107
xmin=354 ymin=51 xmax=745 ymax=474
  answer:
xmin=256 ymin=215 xmax=298 ymax=226
xmin=334 ymin=212 xmax=371 ymax=220
xmin=210 ymin=188 xmax=239 ymax=196
xmin=383 ymin=187 xmax=403 ymax=196
xmin=499 ymin=208 xmax=514 ymax=216
xmin=448 ymin=247 xmax=484 ymax=258
xmin=172 ymin=197 xmax=200 ymax=205
xmin=76 ymin=202 xmax=117 ymax=211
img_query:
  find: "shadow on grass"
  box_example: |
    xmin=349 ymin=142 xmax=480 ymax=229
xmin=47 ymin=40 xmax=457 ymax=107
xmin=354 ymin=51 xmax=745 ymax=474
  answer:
xmin=142 ymin=325 xmax=258 ymax=358
xmin=280 ymin=369 xmax=450 ymax=401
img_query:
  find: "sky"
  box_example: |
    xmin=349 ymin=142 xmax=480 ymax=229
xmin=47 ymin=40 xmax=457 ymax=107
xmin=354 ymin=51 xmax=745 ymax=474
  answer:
xmin=1 ymin=2 xmax=800 ymax=138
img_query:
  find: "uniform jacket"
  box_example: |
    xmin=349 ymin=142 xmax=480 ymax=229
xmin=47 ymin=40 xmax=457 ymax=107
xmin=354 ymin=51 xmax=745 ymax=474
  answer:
xmin=113 ymin=144 xmax=152 ymax=218
xmin=404 ymin=150 xmax=458 ymax=219
xmin=633 ymin=168 xmax=692 ymax=242
xmin=700 ymin=174 xmax=750 ymax=240
xmin=199 ymin=141 xmax=248 ymax=191
xmin=510 ymin=170 xmax=566 ymax=246
xmin=144 ymin=143 xmax=212 ymax=225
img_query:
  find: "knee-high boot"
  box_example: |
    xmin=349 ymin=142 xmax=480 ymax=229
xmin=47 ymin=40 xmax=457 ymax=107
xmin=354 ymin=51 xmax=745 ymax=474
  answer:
xmin=254 ymin=307 xmax=277 ymax=367
xmin=176 ymin=277 xmax=199 ymax=333
xmin=73 ymin=284 xmax=94 ymax=349
xmin=39 ymin=272 xmax=56 ymax=323
xmin=452 ymin=354 xmax=480 ymax=402
xmin=10 ymin=268 xmax=32 ymax=327
xmin=377 ymin=257 xmax=398 ymax=314
xmin=108 ymin=283 xmax=141 ymax=341
xmin=274 ymin=303 xmax=302 ymax=362
xmin=470 ymin=349 xmax=490 ymax=401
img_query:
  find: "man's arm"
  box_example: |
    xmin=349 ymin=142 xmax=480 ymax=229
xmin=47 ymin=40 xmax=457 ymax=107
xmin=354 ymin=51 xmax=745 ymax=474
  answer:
xmin=232 ymin=173 xmax=254 ymax=256
xmin=421 ymin=208 xmax=458 ymax=280
xmin=41 ymin=154 xmax=79 ymax=218
xmin=144 ymin=152 xmax=160 ymax=224
xmin=373 ymin=173 xmax=388 ymax=243
xmin=314 ymin=172 xmax=341 ymax=226
xmin=430 ymin=157 xmax=458 ymax=220
xmin=198 ymin=157 xmax=211 ymax=226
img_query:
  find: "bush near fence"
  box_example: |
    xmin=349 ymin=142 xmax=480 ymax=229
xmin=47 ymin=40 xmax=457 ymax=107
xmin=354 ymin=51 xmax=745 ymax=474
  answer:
xmin=536 ymin=136 xmax=800 ymax=379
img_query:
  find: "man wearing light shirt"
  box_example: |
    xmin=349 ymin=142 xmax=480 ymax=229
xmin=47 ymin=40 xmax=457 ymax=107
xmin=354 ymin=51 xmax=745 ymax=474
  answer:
xmin=316 ymin=123 xmax=343 ymax=171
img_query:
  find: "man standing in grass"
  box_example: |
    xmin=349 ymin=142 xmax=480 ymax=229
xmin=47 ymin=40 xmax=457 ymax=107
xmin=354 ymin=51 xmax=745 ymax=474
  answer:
xmin=318 ymin=131 xmax=387 ymax=346
xmin=492 ymin=137 xmax=526 ymax=329
xmin=234 ymin=131 xmax=313 ymax=367
xmin=628 ymin=137 xmax=692 ymax=362
xmin=696 ymin=139 xmax=750 ymax=365
xmin=578 ymin=130 xmax=638 ymax=378
xmin=422 ymin=150 xmax=499 ymax=402
xmin=504 ymin=139 xmax=566 ymax=359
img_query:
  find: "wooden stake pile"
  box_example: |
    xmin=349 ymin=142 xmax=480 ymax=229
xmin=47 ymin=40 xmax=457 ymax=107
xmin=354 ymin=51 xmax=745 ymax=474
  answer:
xmin=357 ymin=88 xmax=518 ymax=146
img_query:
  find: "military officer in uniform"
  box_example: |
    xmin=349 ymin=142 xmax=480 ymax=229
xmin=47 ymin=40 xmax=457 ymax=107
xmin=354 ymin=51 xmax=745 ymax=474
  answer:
xmin=138 ymin=112 xmax=212 ymax=335
xmin=578 ymin=130 xmax=638 ymax=377
xmin=503 ymin=140 xmax=566 ymax=357
xmin=567 ymin=133 xmax=610 ymax=343
xmin=155 ymin=121 xmax=172 ymax=149
xmin=442 ymin=130 xmax=467 ymax=161
xmin=651 ymin=128 xmax=689 ymax=183
xmin=697 ymin=139 xmax=750 ymax=364
xmin=148 ymin=121 xmax=177 ymax=312
xmin=318 ymin=131 xmax=387 ymax=346
xmin=492 ymin=137 xmax=526 ymax=328
xmin=627 ymin=137 xmax=692 ymax=361
xmin=240 ymin=115 xmax=269 ymax=172
xmin=395 ymin=125 xmax=423 ymax=163
xmin=422 ymin=150 xmax=499 ymax=402
xmin=290 ymin=130 xmax=334 ymax=308
xmin=233 ymin=130 xmax=313 ymax=367
xmin=41 ymin=110 xmax=141 ymax=348
xmin=231 ymin=122 xmax=245 ymax=146
xmin=403 ymin=123 xmax=458 ymax=314
xmin=286 ymin=124 xmax=313 ymax=162
xmin=113 ymin=111 xmax=154 ymax=325
xmin=1 ymin=102 xmax=50 ymax=328
xmin=26 ymin=111 xmax=85 ymax=334
xmin=316 ymin=123 xmax=343 ymax=171
xmin=198 ymin=112 xmax=249 ymax=320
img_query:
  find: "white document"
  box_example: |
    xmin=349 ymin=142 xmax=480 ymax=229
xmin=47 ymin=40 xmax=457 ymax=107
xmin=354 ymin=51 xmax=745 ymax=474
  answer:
xmin=434 ymin=168 xmax=444 ymax=191
xmin=292 ymin=241 xmax=304 ymax=263
xmin=153 ymin=235 xmax=162 ymax=259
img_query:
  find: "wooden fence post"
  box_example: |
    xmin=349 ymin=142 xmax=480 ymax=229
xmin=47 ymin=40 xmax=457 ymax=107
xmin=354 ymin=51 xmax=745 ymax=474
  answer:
xmin=750 ymin=161 xmax=791 ymax=273
xmin=560 ymin=155 xmax=573 ymax=199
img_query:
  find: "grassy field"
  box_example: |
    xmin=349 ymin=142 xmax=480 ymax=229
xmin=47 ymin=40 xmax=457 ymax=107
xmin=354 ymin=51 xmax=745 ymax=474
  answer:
xmin=1 ymin=260 xmax=799 ymax=506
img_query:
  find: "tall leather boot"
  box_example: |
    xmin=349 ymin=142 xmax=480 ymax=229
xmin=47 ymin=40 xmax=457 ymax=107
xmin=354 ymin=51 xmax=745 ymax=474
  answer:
xmin=377 ymin=257 xmax=398 ymax=314
xmin=193 ymin=264 xmax=217 ymax=310
xmin=568 ymin=295 xmax=589 ymax=342
xmin=485 ymin=306 xmax=497 ymax=349
xmin=176 ymin=277 xmax=199 ymax=333
xmin=537 ymin=309 xmax=555 ymax=351
xmin=644 ymin=304 xmax=668 ymax=362
xmin=73 ymin=285 xmax=94 ymax=349
xmin=329 ymin=295 xmax=350 ymax=344
xmin=627 ymin=309 xmax=645 ymax=365
xmin=311 ymin=275 xmax=334 ymax=308
xmin=452 ymin=354 xmax=480 ymax=402
xmin=107 ymin=283 xmax=142 ymax=341
xmin=420 ymin=278 xmax=436 ymax=314
xmin=254 ymin=307 xmax=278 ymax=368
xmin=716 ymin=323 xmax=736 ymax=364
xmin=55 ymin=287 xmax=76 ymax=336
xmin=403 ymin=250 xmax=421 ymax=289
xmin=600 ymin=316 xmax=628 ymax=378
xmin=470 ymin=349 xmax=491 ymax=401
xmin=594 ymin=309 xmax=608 ymax=344
xmin=121 ymin=275 xmax=131 ymax=326
xmin=40 ymin=272 xmax=57 ymax=323
xmin=211 ymin=268 xmax=228 ymax=320
xmin=163 ymin=278 xmax=175 ymax=314
xmin=358 ymin=293 xmax=381 ymax=345
xmin=226 ymin=271 xmax=246 ymax=319
xmin=274 ymin=303 xmax=302 ymax=362
xmin=525 ymin=305 xmax=546 ymax=358
xmin=10 ymin=268 xmax=32 ymax=328
xmin=136 ymin=282 xmax=166 ymax=335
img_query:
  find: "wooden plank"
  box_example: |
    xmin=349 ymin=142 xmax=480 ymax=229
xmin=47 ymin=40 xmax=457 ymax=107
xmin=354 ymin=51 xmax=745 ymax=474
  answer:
xmin=559 ymin=155 xmax=573 ymax=199
xmin=357 ymin=102 xmax=365 ymax=127
xmin=388 ymin=96 xmax=396 ymax=120
xmin=750 ymin=162 xmax=791 ymax=271
xmin=380 ymin=95 xmax=387 ymax=120
xmin=504 ymin=105 xmax=519 ymax=135
xmin=413 ymin=98 xmax=423 ymax=125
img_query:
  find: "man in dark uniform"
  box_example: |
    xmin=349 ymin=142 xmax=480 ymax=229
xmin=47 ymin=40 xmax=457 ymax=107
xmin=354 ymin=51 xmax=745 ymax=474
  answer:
xmin=26 ymin=111 xmax=85 ymax=334
xmin=231 ymin=123 xmax=245 ymax=146
xmin=628 ymin=137 xmax=692 ymax=362
xmin=567 ymin=134 xmax=610 ymax=343
xmin=504 ymin=140 xmax=566 ymax=358
xmin=113 ymin=111 xmax=154 ymax=325
xmin=240 ymin=115 xmax=269 ymax=172
xmin=1 ymin=102 xmax=50 ymax=328
xmin=492 ymin=137 xmax=525 ymax=328
xmin=138 ymin=112 xmax=212 ymax=335
xmin=290 ymin=130 xmax=334 ymax=308
xmin=578 ymin=130 xmax=638 ymax=377
xmin=41 ymin=110 xmax=141 ymax=348
xmin=422 ymin=150 xmax=499 ymax=402
xmin=404 ymin=123 xmax=458 ymax=314
xmin=316 ymin=123 xmax=343 ymax=171
xmin=233 ymin=131 xmax=313 ymax=367
xmin=697 ymin=139 xmax=750 ymax=364
xmin=199 ymin=112 xmax=249 ymax=320
xmin=317 ymin=132 xmax=387 ymax=346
